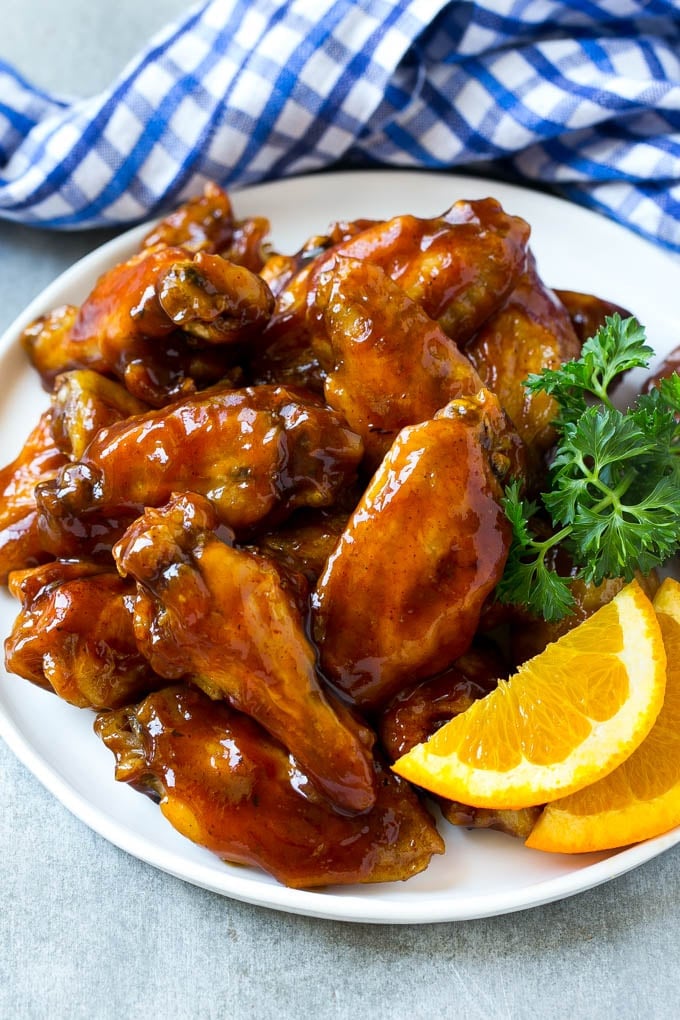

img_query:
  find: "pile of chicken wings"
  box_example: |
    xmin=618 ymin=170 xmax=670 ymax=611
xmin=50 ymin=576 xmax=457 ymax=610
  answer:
xmin=1 ymin=182 xmax=629 ymax=888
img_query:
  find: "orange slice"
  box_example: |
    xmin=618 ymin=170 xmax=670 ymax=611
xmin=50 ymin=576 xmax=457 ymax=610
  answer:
xmin=526 ymin=578 xmax=680 ymax=853
xmin=392 ymin=581 xmax=666 ymax=809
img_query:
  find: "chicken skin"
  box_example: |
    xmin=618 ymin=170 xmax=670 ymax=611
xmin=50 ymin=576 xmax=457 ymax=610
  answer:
xmin=377 ymin=641 xmax=541 ymax=840
xmin=253 ymin=499 xmax=357 ymax=585
xmin=315 ymin=197 xmax=531 ymax=341
xmin=0 ymin=410 xmax=68 ymax=580
xmin=22 ymin=247 xmax=272 ymax=404
xmin=464 ymin=252 xmax=581 ymax=461
xmin=553 ymin=289 xmax=631 ymax=345
xmin=5 ymin=560 xmax=161 ymax=710
xmin=378 ymin=642 xmax=506 ymax=761
xmin=253 ymin=199 xmax=529 ymax=394
xmin=114 ymin=492 xmax=377 ymax=814
xmin=251 ymin=219 xmax=377 ymax=392
xmin=95 ymin=685 xmax=444 ymax=888
xmin=310 ymin=255 xmax=485 ymax=465
xmin=36 ymin=384 xmax=363 ymax=536
xmin=313 ymin=390 xmax=513 ymax=709
xmin=49 ymin=369 xmax=149 ymax=460
xmin=142 ymin=181 xmax=270 ymax=270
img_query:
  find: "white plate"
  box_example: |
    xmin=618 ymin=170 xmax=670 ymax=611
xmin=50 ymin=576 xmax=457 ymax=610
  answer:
xmin=1 ymin=171 xmax=679 ymax=925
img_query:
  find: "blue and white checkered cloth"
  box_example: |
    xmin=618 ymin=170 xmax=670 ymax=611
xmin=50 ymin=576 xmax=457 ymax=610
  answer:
xmin=0 ymin=0 xmax=678 ymax=251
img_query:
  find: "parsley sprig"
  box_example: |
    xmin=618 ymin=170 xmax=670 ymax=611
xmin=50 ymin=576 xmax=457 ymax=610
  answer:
xmin=496 ymin=314 xmax=680 ymax=622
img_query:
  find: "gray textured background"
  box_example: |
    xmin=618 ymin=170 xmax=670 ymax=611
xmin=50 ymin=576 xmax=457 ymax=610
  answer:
xmin=1 ymin=3 xmax=680 ymax=1018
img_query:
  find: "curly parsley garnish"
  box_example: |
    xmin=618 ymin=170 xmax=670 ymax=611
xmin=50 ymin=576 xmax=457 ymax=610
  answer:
xmin=496 ymin=314 xmax=680 ymax=622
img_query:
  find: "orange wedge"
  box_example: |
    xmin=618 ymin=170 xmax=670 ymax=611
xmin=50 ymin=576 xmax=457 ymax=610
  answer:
xmin=392 ymin=581 xmax=666 ymax=809
xmin=526 ymin=578 xmax=680 ymax=853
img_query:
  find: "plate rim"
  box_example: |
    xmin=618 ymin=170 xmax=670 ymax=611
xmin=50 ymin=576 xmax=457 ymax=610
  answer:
xmin=1 ymin=168 xmax=679 ymax=925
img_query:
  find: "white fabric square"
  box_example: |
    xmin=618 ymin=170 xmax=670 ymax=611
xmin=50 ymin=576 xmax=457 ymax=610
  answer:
xmin=315 ymin=123 xmax=355 ymax=156
xmin=201 ymin=57 xmax=241 ymax=99
xmin=252 ymin=24 xmax=301 ymax=65
xmin=334 ymin=8 xmax=381 ymax=54
xmin=276 ymin=98 xmax=316 ymax=138
xmin=418 ymin=119 xmax=464 ymax=159
xmin=487 ymin=112 xmax=536 ymax=150
xmin=103 ymin=103 xmax=145 ymax=152
xmin=137 ymin=144 xmax=182 ymax=193
xmin=228 ymin=68 xmax=274 ymax=117
xmin=170 ymin=32 xmax=212 ymax=75
xmin=169 ymin=95 xmax=209 ymax=149
xmin=340 ymin=78 xmax=384 ymax=120
xmin=298 ymin=48 xmax=343 ymax=95
xmin=132 ymin=62 xmax=177 ymax=104
xmin=452 ymin=78 xmax=496 ymax=130
xmin=69 ymin=148 xmax=112 ymax=200
xmin=370 ymin=25 xmax=411 ymax=71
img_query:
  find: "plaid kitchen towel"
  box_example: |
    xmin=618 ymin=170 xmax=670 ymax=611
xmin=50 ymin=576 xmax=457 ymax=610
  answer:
xmin=0 ymin=0 xmax=678 ymax=251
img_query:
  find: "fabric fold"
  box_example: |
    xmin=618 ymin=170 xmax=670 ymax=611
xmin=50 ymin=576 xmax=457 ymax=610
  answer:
xmin=0 ymin=0 xmax=677 ymax=252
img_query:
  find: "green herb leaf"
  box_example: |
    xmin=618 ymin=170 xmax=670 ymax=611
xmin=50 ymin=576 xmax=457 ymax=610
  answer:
xmin=498 ymin=315 xmax=680 ymax=622
xmin=495 ymin=481 xmax=575 ymax=622
xmin=525 ymin=314 xmax=654 ymax=426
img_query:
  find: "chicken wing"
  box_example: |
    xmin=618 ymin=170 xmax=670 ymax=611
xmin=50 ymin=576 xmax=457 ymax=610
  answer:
xmin=464 ymin=252 xmax=580 ymax=463
xmin=553 ymin=289 xmax=631 ymax=345
xmin=643 ymin=344 xmax=680 ymax=393
xmin=23 ymin=247 xmax=271 ymax=404
xmin=50 ymin=369 xmax=149 ymax=459
xmin=252 ymin=198 xmax=529 ymax=394
xmin=142 ymin=181 xmax=270 ymax=270
xmin=377 ymin=643 xmax=541 ymax=840
xmin=378 ymin=642 xmax=506 ymax=761
xmin=317 ymin=197 xmax=530 ymax=341
xmin=251 ymin=219 xmax=377 ymax=392
xmin=253 ymin=499 xmax=357 ymax=585
xmin=310 ymin=255 xmax=485 ymax=465
xmin=114 ymin=492 xmax=377 ymax=814
xmin=313 ymin=390 xmax=513 ymax=709
xmin=155 ymin=251 xmax=274 ymax=343
xmin=36 ymin=384 xmax=363 ymax=535
xmin=5 ymin=560 xmax=161 ymax=709
xmin=0 ymin=410 xmax=68 ymax=580
xmin=95 ymin=685 xmax=444 ymax=888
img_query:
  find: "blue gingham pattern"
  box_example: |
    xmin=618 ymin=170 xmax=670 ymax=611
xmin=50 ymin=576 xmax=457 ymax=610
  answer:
xmin=0 ymin=0 xmax=678 ymax=251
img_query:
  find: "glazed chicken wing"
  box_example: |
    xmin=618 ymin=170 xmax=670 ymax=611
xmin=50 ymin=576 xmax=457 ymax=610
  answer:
xmin=643 ymin=344 xmax=680 ymax=393
xmin=310 ymin=255 xmax=485 ymax=465
xmin=252 ymin=199 xmax=529 ymax=393
xmin=321 ymin=197 xmax=531 ymax=341
xmin=251 ymin=219 xmax=378 ymax=392
xmin=313 ymin=390 xmax=513 ymax=709
xmin=23 ymin=247 xmax=271 ymax=404
xmin=5 ymin=560 xmax=161 ymax=709
xmin=0 ymin=410 xmax=68 ymax=581
xmin=464 ymin=252 xmax=580 ymax=462
xmin=37 ymin=384 xmax=363 ymax=536
xmin=253 ymin=498 xmax=358 ymax=585
xmin=95 ymin=686 xmax=444 ymax=888
xmin=378 ymin=642 xmax=506 ymax=761
xmin=50 ymin=369 xmax=149 ymax=459
xmin=140 ymin=181 xmax=236 ymax=255
xmin=142 ymin=181 xmax=270 ymax=270
xmin=20 ymin=305 xmax=88 ymax=383
xmin=114 ymin=492 xmax=377 ymax=814
xmin=553 ymin=289 xmax=632 ymax=345
xmin=377 ymin=641 xmax=540 ymax=840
